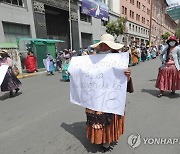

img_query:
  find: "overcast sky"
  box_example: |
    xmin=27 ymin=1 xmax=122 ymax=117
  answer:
xmin=167 ymin=0 xmax=180 ymax=5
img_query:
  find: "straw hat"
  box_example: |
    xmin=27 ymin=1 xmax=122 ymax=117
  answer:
xmin=91 ymin=34 xmax=124 ymax=50
xmin=0 ymin=49 xmax=8 ymax=54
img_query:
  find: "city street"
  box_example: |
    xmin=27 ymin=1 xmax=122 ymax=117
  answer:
xmin=0 ymin=58 xmax=180 ymax=154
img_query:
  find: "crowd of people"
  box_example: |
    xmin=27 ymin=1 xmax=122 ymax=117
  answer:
xmin=0 ymin=34 xmax=179 ymax=153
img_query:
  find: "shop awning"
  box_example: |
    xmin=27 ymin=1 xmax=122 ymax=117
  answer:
xmin=17 ymin=38 xmax=65 ymax=44
xmin=0 ymin=43 xmax=18 ymax=49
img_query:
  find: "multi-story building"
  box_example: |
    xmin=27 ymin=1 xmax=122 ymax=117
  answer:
xmin=150 ymin=0 xmax=177 ymax=45
xmin=120 ymin=0 xmax=151 ymax=45
xmin=166 ymin=3 xmax=180 ymax=23
xmin=0 ymin=0 xmax=36 ymax=43
xmin=78 ymin=0 xmax=121 ymax=48
xmin=32 ymin=0 xmax=79 ymax=51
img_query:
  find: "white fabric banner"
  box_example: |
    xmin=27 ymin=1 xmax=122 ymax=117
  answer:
xmin=43 ymin=59 xmax=49 ymax=71
xmin=68 ymin=52 xmax=129 ymax=116
xmin=0 ymin=65 xmax=8 ymax=86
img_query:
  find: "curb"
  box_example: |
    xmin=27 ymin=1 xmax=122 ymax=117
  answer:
xmin=17 ymin=71 xmax=46 ymax=79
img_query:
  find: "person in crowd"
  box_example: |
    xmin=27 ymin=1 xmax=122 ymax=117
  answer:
xmin=136 ymin=45 xmax=141 ymax=62
xmin=0 ymin=50 xmax=21 ymax=97
xmin=24 ymin=51 xmax=38 ymax=73
xmin=155 ymin=36 xmax=180 ymax=97
xmin=146 ymin=45 xmax=151 ymax=60
xmin=126 ymin=46 xmax=132 ymax=65
xmin=55 ymin=51 xmax=63 ymax=72
xmin=131 ymin=46 xmax=139 ymax=65
xmin=63 ymin=49 xmax=71 ymax=60
xmin=81 ymin=49 xmax=89 ymax=55
xmin=151 ymin=45 xmax=157 ymax=59
xmin=46 ymin=53 xmax=55 ymax=75
xmin=84 ymin=34 xmax=134 ymax=152
xmin=141 ymin=45 xmax=147 ymax=62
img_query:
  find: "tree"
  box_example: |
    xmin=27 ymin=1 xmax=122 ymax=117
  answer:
xmin=161 ymin=32 xmax=170 ymax=41
xmin=106 ymin=17 xmax=127 ymax=40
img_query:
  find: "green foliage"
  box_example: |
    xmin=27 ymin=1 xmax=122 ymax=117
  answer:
xmin=161 ymin=32 xmax=171 ymax=40
xmin=106 ymin=17 xmax=127 ymax=40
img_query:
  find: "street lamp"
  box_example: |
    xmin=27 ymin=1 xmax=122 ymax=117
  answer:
xmin=69 ymin=0 xmax=73 ymax=50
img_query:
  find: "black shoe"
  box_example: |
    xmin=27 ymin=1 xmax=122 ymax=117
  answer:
xmin=15 ymin=88 xmax=20 ymax=94
xmin=9 ymin=91 xmax=13 ymax=98
xmin=101 ymin=146 xmax=113 ymax=153
xmin=171 ymin=91 xmax=175 ymax=95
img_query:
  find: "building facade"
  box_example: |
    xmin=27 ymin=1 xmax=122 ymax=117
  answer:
xmin=78 ymin=0 xmax=121 ymax=49
xmin=0 ymin=0 xmax=36 ymax=43
xmin=120 ymin=0 xmax=151 ymax=45
xmin=150 ymin=0 xmax=176 ymax=45
xmin=166 ymin=3 xmax=180 ymax=23
xmin=32 ymin=0 xmax=79 ymax=51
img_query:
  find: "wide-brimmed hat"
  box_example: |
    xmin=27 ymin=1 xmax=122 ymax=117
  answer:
xmin=91 ymin=34 xmax=124 ymax=50
xmin=166 ymin=36 xmax=178 ymax=44
xmin=0 ymin=49 xmax=8 ymax=54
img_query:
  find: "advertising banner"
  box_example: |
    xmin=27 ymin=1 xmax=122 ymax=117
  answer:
xmin=81 ymin=0 xmax=109 ymax=21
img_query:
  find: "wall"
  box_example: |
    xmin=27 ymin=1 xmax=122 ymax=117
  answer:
xmin=0 ymin=1 xmax=36 ymax=42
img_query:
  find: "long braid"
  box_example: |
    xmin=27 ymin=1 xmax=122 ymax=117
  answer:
xmin=166 ymin=46 xmax=170 ymax=62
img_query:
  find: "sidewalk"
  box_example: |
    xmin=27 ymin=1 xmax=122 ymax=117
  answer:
xmin=17 ymin=69 xmax=46 ymax=79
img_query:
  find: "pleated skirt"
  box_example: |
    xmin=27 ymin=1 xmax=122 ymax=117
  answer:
xmin=156 ymin=64 xmax=180 ymax=91
xmin=86 ymin=109 xmax=125 ymax=144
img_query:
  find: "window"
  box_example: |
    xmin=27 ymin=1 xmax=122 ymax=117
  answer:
xmin=147 ymin=19 xmax=149 ymax=26
xmin=137 ymin=1 xmax=141 ymax=9
xmin=2 ymin=22 xmax=30 ymax=43
xmin=136 ymin=14 xmax=140 ymax=21
xmin=129 ymin=23 xmax=131 ymax=30
xmin=130 ymin=0 xmax=134 ymax=5
xmin=0 ymin=0 xmax=25 ymax=7
xmin=132 ymin=25 xmax=134 ymax=31
xmin=147 ymin=8 xmax=150 ymax=15
xmin=142 ymin=17 xmax=145 ymax=24
xmin=142 ymin=5 xmax=146 ymax=12
xmin=80 ymin=7 xmax=92 ymax=23
xmin=125 ymin=7 xmax=127 ymax=15
xmin=122 ymin=6 xmax=125 ymax=14
xmin=130 ymin=10 xmax=134 ymax=18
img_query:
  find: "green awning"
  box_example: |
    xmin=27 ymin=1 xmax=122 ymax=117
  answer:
xmin=0 ymin=43 xmax=18 ymax=49
xmin=33 ymin=41 xmax=45 ymax=45
xmin=17 ymin=38 xmax=65 ymax=44
xmin=93 ymin=40 xmax=100 ymax=44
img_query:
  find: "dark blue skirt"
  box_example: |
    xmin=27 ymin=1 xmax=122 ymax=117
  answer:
xmin=1 ymin=67 xmax=21 ymax=92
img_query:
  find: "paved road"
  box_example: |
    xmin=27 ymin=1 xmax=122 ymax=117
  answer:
xmin=0 ymin=58 xmax=180 ymax=154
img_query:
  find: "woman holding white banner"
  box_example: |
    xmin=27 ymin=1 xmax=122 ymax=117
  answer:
xmin=85 ymin=34 xmax=134 ymax=152
xmin=0 ymin=50 xmax=21 ymax=97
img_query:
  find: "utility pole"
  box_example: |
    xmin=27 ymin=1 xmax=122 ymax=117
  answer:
xmin=69 ymin=0 xmax=73 ymax=50
xmin=149 ymin=0 xmax=153 ymax=46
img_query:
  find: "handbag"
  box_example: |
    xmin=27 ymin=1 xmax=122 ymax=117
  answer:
xmin=127 ymin=77 xmax=134 ymax=93
xmin=12 ymin=65 xmax=20 ymax=76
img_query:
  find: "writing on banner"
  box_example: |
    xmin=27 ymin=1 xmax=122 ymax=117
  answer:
xmin=0 ymin=65 xmax=8 ymax=86
xmin=68 ymin=53 xmax=129 ymax=116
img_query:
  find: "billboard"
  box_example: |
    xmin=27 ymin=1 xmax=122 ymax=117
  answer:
xmin=81 ymin=0 xmax=109 ymax=21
